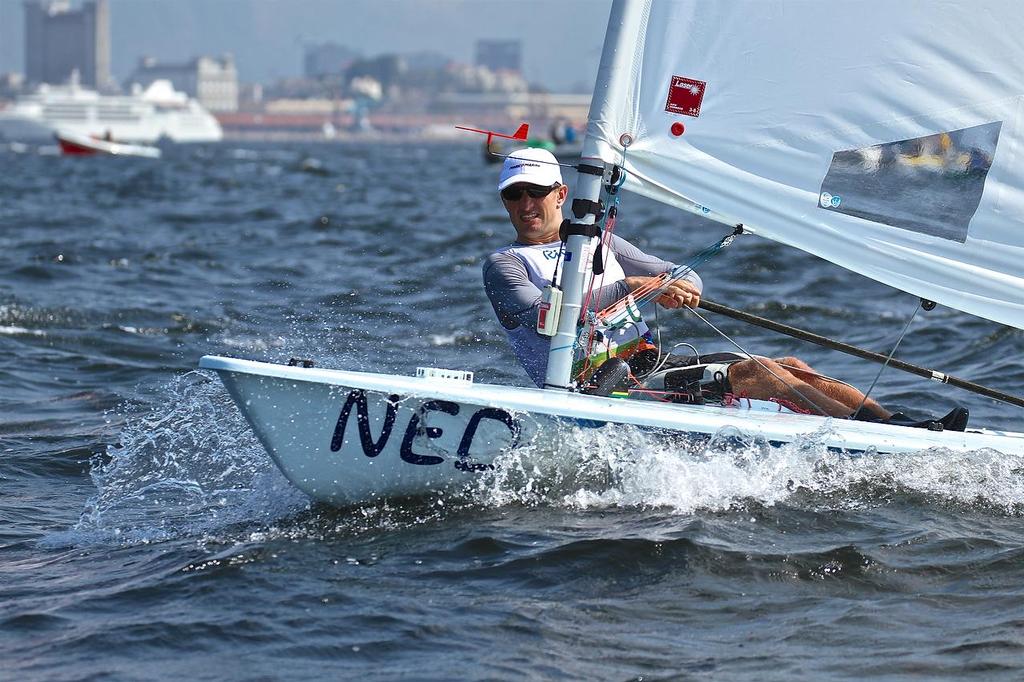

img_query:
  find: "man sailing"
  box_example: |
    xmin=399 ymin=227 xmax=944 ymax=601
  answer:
xmin=482 ymin=149 xmax=968 ymax=430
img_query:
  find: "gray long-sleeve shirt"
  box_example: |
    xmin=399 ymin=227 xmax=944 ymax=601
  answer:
xmin=482 ymin=234 xmax=702 ymax=385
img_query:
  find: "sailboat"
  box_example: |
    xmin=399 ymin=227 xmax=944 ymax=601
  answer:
xmin=54 ymin=130 xmax=162 ymax=158
xmin=200 ymin=0 xmax=1024 ymax=505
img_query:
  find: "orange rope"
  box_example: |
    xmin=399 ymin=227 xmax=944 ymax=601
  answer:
xmin=596 ymin=272 xmax=670 ymax=322
xmin=575 ymin=208 xmax=621 ymax=382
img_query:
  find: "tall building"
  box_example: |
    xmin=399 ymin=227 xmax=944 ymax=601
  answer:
xmin=474 ymin=40 xmax=521 ymax=73
xmin=129 ymin=55 xmax=239 ymax=113
xmin=23 ymin=0 xmax=111 ymax=89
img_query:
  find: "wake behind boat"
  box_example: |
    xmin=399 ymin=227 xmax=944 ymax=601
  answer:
xmin=202 ymin=0 xmax=1024 ymax=506
xmin=55 ymin=131 xmax=161 ymax=158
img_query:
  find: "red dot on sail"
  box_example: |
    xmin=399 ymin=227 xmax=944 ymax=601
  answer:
xmin=671 ymin=122 xmax=685 ymax=137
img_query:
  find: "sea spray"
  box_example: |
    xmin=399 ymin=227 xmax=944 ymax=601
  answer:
xmin=68 ymin=370 xmax=307 ymax=546
xmin=472 ymin=419 xmax=1024 ymax=516
xmin=60 ymin=369 xmax=1024 ymax=551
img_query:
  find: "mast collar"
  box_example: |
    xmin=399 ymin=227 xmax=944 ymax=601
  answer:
xmin=571 ymin=198 xmax=605 ymax=221
xmin=559 ymin=219 xmax=601 ymax=241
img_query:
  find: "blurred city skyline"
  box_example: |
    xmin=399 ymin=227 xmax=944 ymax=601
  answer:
xmin=0 ymin=0 xmax=612 ymax=92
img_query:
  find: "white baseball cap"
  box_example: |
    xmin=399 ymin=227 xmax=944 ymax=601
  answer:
xmin=497 ymin=147 xmax=563 ymax=191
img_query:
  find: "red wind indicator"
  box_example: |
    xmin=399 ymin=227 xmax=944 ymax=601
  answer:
xmin=454 ymin=123 xmax=529 ymax=146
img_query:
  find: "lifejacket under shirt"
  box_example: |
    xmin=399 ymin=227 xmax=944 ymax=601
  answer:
xmin=482 ymin=235 xmax=702 ymax=387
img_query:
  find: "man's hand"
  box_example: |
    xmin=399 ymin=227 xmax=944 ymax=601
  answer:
xmin=624 ymin=276 xmax=701 ymax=309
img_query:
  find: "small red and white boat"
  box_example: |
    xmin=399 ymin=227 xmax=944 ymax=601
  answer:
xmin=55 ymin=130 xmax=161 ymax=158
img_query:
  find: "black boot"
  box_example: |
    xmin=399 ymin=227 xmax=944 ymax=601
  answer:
xmin=851 ymin=407 xmax=886 ymax=422
xmin=880 ymin=406 xmax=969 ymax=432
xmin=937 ymin=407 xmax=969 ymax=432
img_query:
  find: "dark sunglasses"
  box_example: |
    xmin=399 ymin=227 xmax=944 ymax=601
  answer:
xmin=500 ymin=183 xmax=561 ymax=201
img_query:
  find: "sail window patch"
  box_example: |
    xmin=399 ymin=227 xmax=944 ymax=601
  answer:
xmin=818 ymin=121 xmax=1001 ymax=243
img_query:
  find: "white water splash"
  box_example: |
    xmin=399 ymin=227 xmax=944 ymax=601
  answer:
xmin=0 ymin=325 xmax=46 ymax=336
xmin=473 ymin=420 xmax=1024 ymax=515
xmin=49 ymin=371 xmax=309 ymax=548
xmin=51 ymin=378 xmax=1024 ymax=548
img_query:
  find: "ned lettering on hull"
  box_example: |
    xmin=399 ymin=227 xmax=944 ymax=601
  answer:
xmin=330 ymin=389 xmax=520 ymax=468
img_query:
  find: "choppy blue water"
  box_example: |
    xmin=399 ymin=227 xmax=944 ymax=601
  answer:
xmin=2 ymin=140 xmax=1024 ymax=681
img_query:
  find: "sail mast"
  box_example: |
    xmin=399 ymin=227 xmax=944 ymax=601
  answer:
xmin=543 ymin=0 xmax=642 ymax=390
xmin=541 ymin=165 xmax=603 ymax=390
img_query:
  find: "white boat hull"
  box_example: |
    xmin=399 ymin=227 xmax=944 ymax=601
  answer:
xmin=0 ymin=80 xmax=222 ymax=144
xmin=199 ymin=356 xmax=1024 ymax=505
xmin=0 ymin=108 xmax=221 ymax=144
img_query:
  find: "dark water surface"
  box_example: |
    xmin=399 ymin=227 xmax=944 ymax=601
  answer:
xmin=2 ymin=141 xmax=1023 ymax=681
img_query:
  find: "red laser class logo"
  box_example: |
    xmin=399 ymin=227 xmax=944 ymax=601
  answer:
xmin=665 ymin=76 xmax=706 ymax=117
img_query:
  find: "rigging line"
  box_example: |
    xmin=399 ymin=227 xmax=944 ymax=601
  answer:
xmin=578 ymin=194 xmax=619 ymax=324
xmin=606 ymin=226 xmax=744 ymax=315
xmin=550 ymin=241 xmax=566 ymax=289
xmin=642 ymin=307 xmax=700 ymax=379
xmin=576 ymin=193 xmax=621 ymax=379
xmin=577 ymin=154 xmax=630 ymax=377
xmin=853 ymin=301 xmax=920 ymax=417
xmin=697 ymin=299 xmax=1024 ymax=409
xmin=577 ymin=159 xmax=620 ymax=321
xmin=650 ymin=302 xmax=665 ymax=375
xmin=598 ymin=227 xmax=742 ymax=322
xmin=650 ymin=342 xmax=702 ymax=377
xmin=660 ymin=225 xmax=742 ymax=280
xmin=684 ymin=306 xmax=834 ymax=417
xmin=575 ymin=320 xmax=643 ymax=386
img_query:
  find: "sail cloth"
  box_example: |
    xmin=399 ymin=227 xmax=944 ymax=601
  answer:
xmin=584 ymin=0 xmax=1024 ymax=331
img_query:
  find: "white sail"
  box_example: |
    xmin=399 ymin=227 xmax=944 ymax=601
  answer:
xmin=584 ymin=0 xmax=1024 ymax=330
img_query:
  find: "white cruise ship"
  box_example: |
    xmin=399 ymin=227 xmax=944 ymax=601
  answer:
xmin=0 ymin=77 xmax=222 ymax=143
